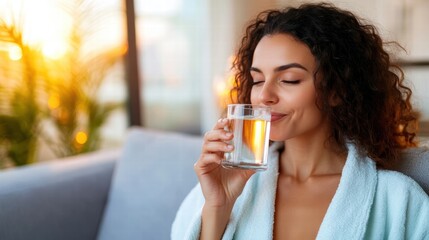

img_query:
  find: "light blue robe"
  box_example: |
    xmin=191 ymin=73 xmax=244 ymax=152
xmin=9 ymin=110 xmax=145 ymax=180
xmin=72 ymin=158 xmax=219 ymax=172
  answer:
xmin=171 ymin=143 xmax=429 ymax=239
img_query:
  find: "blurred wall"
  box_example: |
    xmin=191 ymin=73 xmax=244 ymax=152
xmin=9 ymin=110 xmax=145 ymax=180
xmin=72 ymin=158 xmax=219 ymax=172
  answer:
xmin=202 ymin=0 xmax=279 ymax=132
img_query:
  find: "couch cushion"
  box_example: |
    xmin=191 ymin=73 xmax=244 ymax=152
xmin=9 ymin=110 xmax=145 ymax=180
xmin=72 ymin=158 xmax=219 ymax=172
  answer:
xmin=97 ymin=127 xmax=202 ymax=240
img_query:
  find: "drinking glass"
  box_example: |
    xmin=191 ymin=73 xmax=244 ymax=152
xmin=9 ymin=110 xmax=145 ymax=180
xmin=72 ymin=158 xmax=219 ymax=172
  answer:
xmin=222 ymin=104 xmax=271 ymax=171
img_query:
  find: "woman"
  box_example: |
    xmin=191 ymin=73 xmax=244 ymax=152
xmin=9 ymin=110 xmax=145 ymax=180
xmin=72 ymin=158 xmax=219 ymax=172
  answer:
xmin=172 ymin=3 xmax=429 ymax=239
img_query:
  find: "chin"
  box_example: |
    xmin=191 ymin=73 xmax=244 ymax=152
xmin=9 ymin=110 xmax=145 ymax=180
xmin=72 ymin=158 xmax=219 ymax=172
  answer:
xmin=269 ymin=128 xmax=299 ymax=142
xmin=269 ymin=133 xmax=288 ymax=142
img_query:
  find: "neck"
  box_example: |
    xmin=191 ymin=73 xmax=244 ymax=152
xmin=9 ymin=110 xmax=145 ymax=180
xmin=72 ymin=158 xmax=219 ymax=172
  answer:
xmin=279 ymin=135 xmax=346 ymax=182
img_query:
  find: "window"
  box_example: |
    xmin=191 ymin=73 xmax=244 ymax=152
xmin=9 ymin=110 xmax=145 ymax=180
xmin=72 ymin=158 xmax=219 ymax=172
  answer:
xmin=135 ymin=0 xmax=209 ymax=135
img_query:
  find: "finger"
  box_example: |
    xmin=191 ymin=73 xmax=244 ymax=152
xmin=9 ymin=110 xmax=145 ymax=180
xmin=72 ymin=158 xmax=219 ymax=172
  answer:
xmin=204 ymin=120 xmax=233 ymax=142
xmin=214 ymin=118 xmax=230 ymax=130
xmin=194 ymin=153 xmax=223 ymax=173
xmin=204 ymin=130 xmax=233 ymax=143
xmin=202 ymin=141 xmax=233 ymax=154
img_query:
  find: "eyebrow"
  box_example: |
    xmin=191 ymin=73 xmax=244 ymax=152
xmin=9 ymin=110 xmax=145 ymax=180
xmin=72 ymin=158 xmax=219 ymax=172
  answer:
xmin=250 ymin=63 xmax=308 ymax=73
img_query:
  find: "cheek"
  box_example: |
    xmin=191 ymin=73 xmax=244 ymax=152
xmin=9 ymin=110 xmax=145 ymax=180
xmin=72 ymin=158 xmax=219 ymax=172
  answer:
xmin=250 ymin=87 xmax=258 ymax=104
xmin=285 ymin=86 xmax=317 ymax=109
xmin=298 ymin=90 xmax=317 ymax=107
xmin=296 ymin=89 xmax=324 ymax=120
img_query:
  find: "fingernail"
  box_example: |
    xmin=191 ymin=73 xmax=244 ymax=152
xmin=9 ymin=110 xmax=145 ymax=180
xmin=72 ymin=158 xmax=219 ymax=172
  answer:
xmin=222 ymin=118 xmax=228 ymax=123
xmin=226 ymin=145 xmax=233 ymax=150
xmin=225 ymin=132 xmax=232 ymax=137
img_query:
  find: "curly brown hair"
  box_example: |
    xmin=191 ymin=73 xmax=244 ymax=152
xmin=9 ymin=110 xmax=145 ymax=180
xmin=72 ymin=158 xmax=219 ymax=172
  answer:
xmin=231 ymin=3 xmax=418 ymax=168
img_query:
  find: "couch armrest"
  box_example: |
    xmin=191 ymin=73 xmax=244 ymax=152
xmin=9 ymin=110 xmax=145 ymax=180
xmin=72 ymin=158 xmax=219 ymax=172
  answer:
xmin=0 ymin=148 xmax=120 ymax=240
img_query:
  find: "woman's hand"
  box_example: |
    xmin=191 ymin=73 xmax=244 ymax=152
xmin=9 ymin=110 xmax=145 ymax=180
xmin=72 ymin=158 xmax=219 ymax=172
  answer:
xmin=195 ymin=118 xmax=256 ymax=239
xmin=194 ymin=118 xmax=255 ymax=208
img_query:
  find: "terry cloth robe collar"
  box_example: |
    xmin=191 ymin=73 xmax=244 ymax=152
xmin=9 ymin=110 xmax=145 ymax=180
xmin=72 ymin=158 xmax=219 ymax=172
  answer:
xmin=316 ymin=143 xmax=377 ymax=239
xmin=221 ymin=142 xmax=377 ymax=239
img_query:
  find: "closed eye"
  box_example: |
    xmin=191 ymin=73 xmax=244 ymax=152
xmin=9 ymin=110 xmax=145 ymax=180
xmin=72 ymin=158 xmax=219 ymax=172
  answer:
xmin=281 ymin=80 xmax=301 ymax=84
xmin=252 ymin=80 xmax=264 ymax=86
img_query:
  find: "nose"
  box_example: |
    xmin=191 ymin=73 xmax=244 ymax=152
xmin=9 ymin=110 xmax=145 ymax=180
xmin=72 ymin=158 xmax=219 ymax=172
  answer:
xmin=258 ymin=81 xmax=278 ymax=106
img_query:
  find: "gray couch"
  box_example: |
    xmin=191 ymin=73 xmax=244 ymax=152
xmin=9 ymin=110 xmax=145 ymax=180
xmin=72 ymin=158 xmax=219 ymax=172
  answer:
xmin=0 ymin=127 xmax=428 ymax=240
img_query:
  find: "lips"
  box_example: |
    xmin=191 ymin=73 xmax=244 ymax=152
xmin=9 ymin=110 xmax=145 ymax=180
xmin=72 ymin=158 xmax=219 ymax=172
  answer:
xmin=270 ymin=112 xmax=287 ymax=122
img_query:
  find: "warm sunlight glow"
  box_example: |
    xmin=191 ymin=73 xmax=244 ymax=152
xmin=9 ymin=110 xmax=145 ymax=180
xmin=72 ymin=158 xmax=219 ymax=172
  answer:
xmin=48 ymin=94 xmax=60 ymax=109
xmin=214 ymin=55 xmax=237 ymax=109
xmin=214 ymin=77 xmax=227 ymax=97
xmin=8 ymin=45 xmax=22 ymax=61
xmin=214 ymin=74 xmax=235 ymax=109
xmin=0 ymin=0 xmax=122 ymax=59
xmin=0 ymin=0 xmax=71 ymax=58
xmin=42 ymin=41 xmax=68 ymax=60
xmin=75 ymin=131 xmax=88 ymax=145
xmin=19 ymin=1 xmax=69 ymax=44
